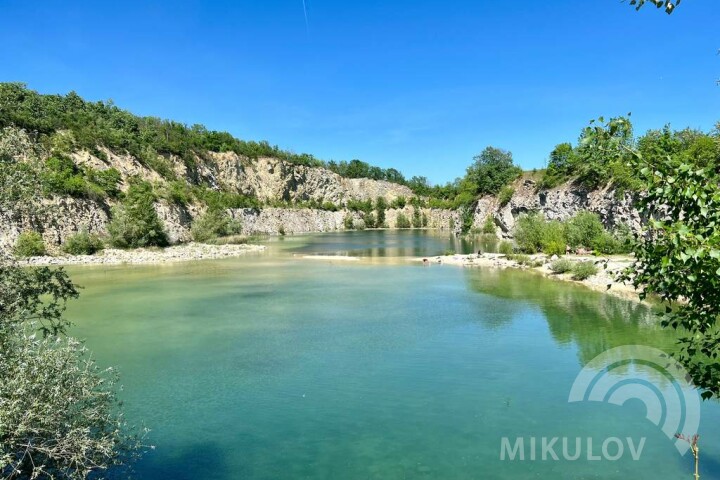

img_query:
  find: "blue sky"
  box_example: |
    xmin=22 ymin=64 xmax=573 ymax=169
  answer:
xmin=1 ymin=0 xmax=718 ymax=184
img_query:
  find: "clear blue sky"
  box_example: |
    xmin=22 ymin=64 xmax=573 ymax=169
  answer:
xmin=0 ymin=1 xmax=718 ymax=184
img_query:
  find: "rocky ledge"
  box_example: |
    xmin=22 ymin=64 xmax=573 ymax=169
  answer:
xmin=17 ymin=243 xmax=266 ymax=267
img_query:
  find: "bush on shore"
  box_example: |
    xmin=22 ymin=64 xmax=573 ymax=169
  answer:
xmin=396 ymin=213 xmax=411 ymax=228
xmin=549 ymin=258 xmax=573 ymax=274
xmin=513 ymin=211 xmax=632 ymax=255
xmin=499 ymin=241 xmax=514 ymax=255
xmin=571 ymin=261 xmax=598 ymax=280
xmin=191 ymin=209 xmax=241 ymax=243
xmin=62 ymin=231 xmax=105 ymax=255
xmin=13 ymin=231 xmax=46 ymax=257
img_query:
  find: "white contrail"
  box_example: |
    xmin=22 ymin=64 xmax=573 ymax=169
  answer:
xmin=302 ymin=0 xmax=309 ymax=34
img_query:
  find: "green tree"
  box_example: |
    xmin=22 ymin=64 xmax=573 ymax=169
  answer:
xmin=375 ymin=197 xmax=387 ymax=227
xmin=622 ymin=156 xmax=720 ymax=398
xmin=541 ymin=143 xmax=578 ymax=188
xmin=565 ymin=211 xmax=605 ymax=249
xmin=396 ymin=213 xmax=411 ymax=229
xmin=575 ymin=116 xmax=635 ymax=190
xmin=465 ymin=147 xmax=522 ymax=197
xmin=514 ymin=213 xmax=547 ymax=253
xmin=108 ymin=179 xmax=168 ymax=248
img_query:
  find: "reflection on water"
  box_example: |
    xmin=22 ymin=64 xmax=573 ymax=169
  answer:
xmin=462 ymin=268 xmax=672 ymax=365
xmin=277 ymin=230 xmax=496 ymax=258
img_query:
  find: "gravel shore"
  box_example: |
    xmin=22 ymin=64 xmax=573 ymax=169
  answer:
xmin=420 ymin=253 xmax=642 ymax=302
xmin=16 ymin=243 xmax=266 ymax=266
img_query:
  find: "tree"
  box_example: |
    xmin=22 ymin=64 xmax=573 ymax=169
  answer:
xmin=541 ymin=143 xmax=578 ymax=188
xmin=465 ymin=147 xmax=522 ymax=197
xmin=375 ymin=197 xmax=387 ymax=228
xmin=575 ymin=116 xmax=635 ymax=190
xmin=622 ymin=155 xmax=720 ymax=398
xmin=108 ymin=179 xmax=169 ymax=248
xmin=407 ymin=176 xmax=431 ymax=196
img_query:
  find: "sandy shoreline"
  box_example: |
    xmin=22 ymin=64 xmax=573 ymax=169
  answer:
xmin=15 ymin=243 xmax=266 ymax=266
xmin=418 ymin=253 xmax=644 ymax=302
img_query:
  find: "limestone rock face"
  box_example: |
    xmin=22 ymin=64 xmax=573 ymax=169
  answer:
xmin=472 ymin=178 xmax=641 ymax=238
xmin=0 ymin=197 xmax=109 ymax=253
xmin=1 ymin=144 xmax=641 ymax=252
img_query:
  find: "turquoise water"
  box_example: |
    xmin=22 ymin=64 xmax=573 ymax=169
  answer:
xmin=65 ymin=231 xmax=720 ymax=479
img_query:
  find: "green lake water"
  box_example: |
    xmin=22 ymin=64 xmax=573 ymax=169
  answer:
xmin=65 ymin=231 xmax=720 ymax=479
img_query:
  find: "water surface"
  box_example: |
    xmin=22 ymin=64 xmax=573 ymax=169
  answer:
xmin=66 ymin=231 xmax=720 ymax=479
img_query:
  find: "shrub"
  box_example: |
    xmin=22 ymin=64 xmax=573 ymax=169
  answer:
xmin=460 ymin=206 xmax=474 ymax=234
xmin=565 ymin=211 xmax=605 ymax=249
xmin=514 ymin=213 xmax=546 ymax=253
xmin=549 ymin=258 xmax=573 ymax=274
xmin=499 ymin=241 xmax=514 ymax=255
xmin=422 ymin=212 xmax=428 ymax=227
xmin=396 ymin=213 xmax=411 ymax=228
xmin=482 ymin=216 xmax=496 ymax=234
xmin=40 ymin=156 xmax=120 ymax=199
xmin=87 ymin=168 xmax=121 ymax=198
xmin=343 ymin=214 xmax=354 ymax=230
xmin=375 ymin=197 xmax=387 ymax=227
xmin=352 ymin=219 xmax=367 ymax=230
xmin=365 ymin=212 xmax=377 ymax=228
xmin=412 ymin=208 xmax=422 ymax=228
xmin=540 ymin=220 xmax=566 ymax=255
xmin=195 ymin=186 xmax=259 ymax=210
xmin=612 ymin=223 xmax=635 ymax=254
xmin=191 ymin=209 xmax=241 ymax=243
xmin=391 ymin=196 xmax=406 ymax=209
xmin=498 ymin=186 xmax=514 ymax=206
xmin=347 ymin=199 xmax=373 ymax=213
xmin=107 ymin=179 xmax=169 ymax=248
xmin=321 ymin=202 xmax=339 ymax=211
xmin=571 ymin=261 xmax=598 ymax=280
xmin=14 ymin=231 xmax=46 ymax=257
xmin=591 ymin=231 xmax=621 ymax=255
xmin=278 ymin=224 xmax=286 ymax=236
xmin=163 ymin=180 xmax=193 ymax=206
xmin=62 ymin=231 xmax=105 ymax=255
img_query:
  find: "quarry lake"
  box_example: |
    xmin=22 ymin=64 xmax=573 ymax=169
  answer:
xmin=65 ymin=231 xmax=720 ymax=479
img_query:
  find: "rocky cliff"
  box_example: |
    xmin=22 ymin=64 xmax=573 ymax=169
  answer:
xmin=1 ymin=144 xmax=641 ymax=252
xmin=0 ymin=145 xmax=456 ymax=252
xmin=473 ymin=176 xmax=641 ymax=237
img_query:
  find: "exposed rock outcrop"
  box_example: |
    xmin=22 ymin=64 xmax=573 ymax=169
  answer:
xmin=2 ymin=143 xmax=641 ymax=253
xmin=473 ymin=177 xmax=640 ymax=238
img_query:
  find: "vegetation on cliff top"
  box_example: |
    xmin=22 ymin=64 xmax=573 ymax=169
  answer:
xmin=540 ymin=116 xmax=720 ymax=192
